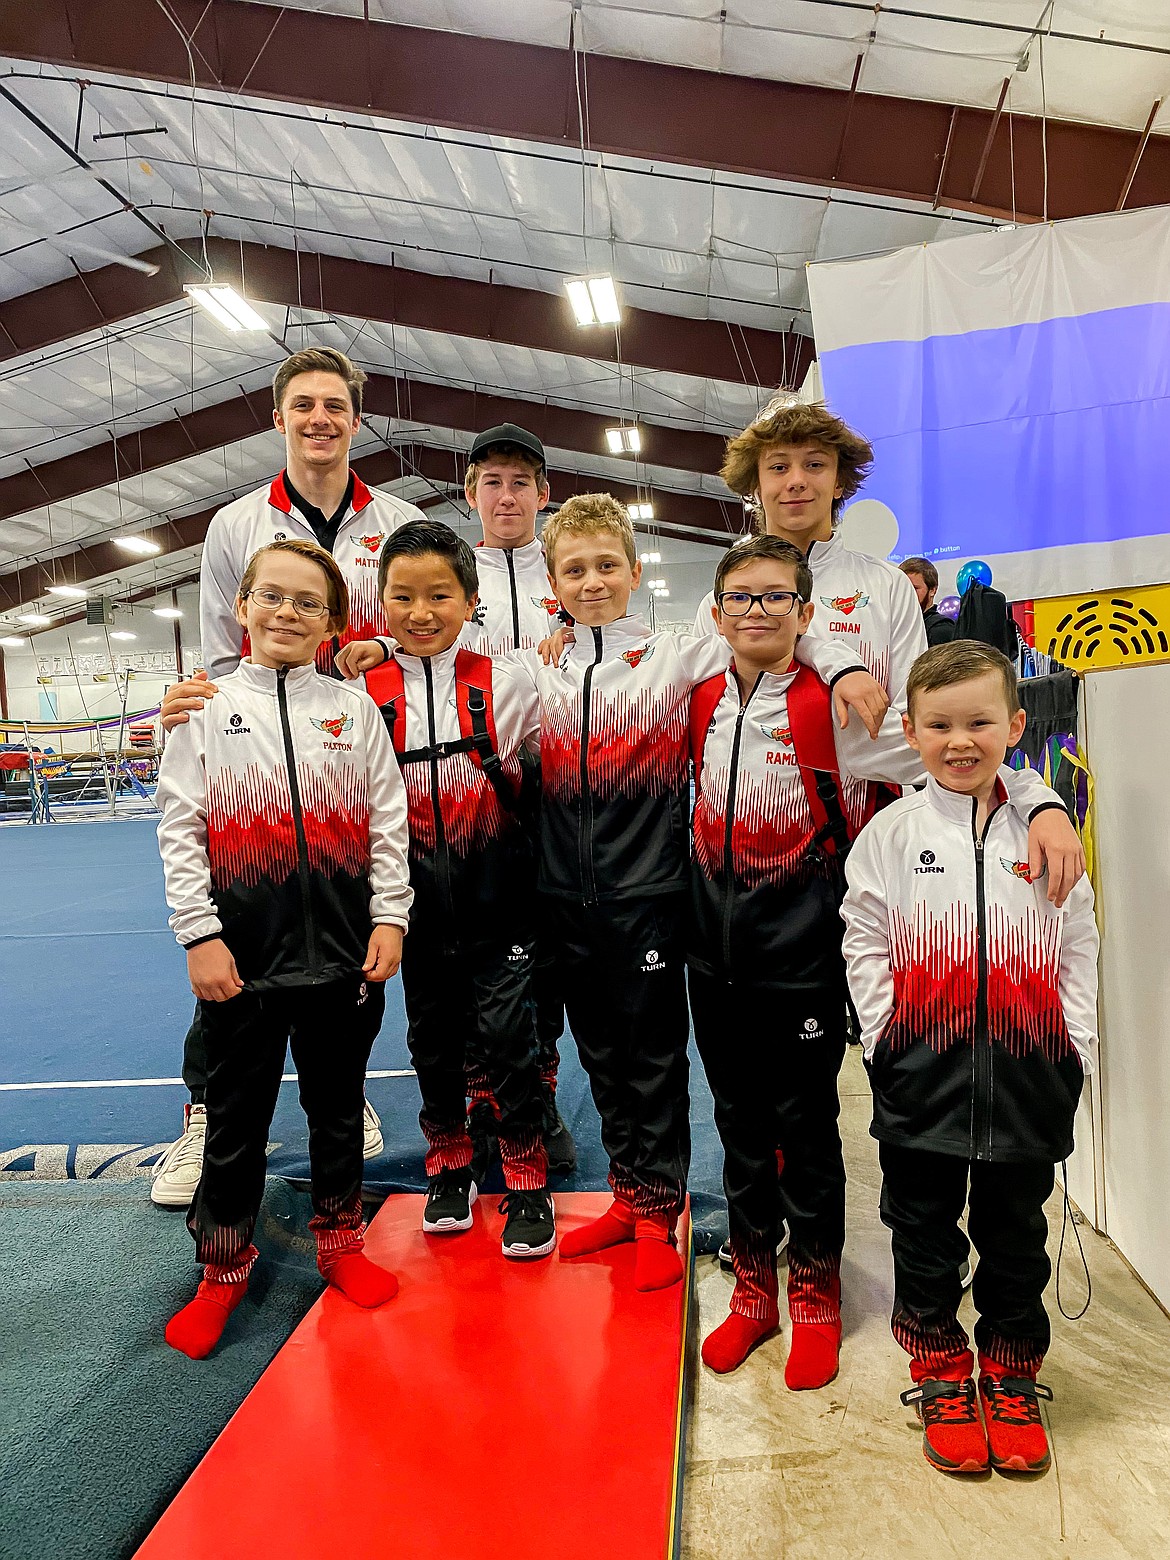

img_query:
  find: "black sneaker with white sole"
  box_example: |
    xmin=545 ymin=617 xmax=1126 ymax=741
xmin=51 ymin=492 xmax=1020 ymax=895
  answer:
xmin=500 ymin=1188 xmax=556 ymax=1258
xmin=718 ymin=1220 xmax=790 ymax=1271
xmin=422 ymin=1167 xmax=477 ymax=1233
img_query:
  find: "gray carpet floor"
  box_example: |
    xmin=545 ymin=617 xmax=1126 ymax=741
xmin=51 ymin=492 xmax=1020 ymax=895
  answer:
xmin=1 ymin=1178 xmax=326 ymax=1560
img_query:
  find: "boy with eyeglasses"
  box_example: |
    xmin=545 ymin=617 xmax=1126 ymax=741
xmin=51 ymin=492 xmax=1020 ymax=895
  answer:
xmin=688 ymin=537 xmax=910 ymax=1386
xmin=156 ymin=538 xmax=412 ymax=1358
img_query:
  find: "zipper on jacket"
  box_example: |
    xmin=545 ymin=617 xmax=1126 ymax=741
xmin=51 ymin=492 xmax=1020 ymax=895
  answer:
xmin=277 ymin=665 xmax=320 ymax=975
xmin=971 ymin=799 xmax=995 ymax=1161
xmin=720 ymin=673 xmax=762 ymax=978
xmin=423 ymin=659 xmax=453 ymax=914
xmin=505 ymin=550 xmax=521 ymax=649
xmin=578 ymin=626 xmax=603 ymax=906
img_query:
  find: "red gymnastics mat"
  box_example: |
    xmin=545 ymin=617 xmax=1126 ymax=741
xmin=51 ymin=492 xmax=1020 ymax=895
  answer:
xmin=135 ymin=1192 xmax=694 ymax=1560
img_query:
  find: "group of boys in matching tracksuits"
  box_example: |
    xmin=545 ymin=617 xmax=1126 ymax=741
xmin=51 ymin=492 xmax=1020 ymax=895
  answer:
xmin=156 ymin=405 xmax=1095 ymax=1481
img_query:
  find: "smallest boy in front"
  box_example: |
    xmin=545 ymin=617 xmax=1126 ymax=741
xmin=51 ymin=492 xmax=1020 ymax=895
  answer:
xmin=156 ymin=539 xmax=412 ymax=1358
xmin=841 ymin=642 xmax=1098 ymax=1476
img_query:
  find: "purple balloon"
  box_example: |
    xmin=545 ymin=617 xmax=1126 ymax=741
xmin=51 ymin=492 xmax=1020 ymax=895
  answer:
xmin=937 ymin=594 xmax=961 ymax=621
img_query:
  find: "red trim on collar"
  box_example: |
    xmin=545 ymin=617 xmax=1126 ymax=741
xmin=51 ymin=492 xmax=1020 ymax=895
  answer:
xmin=269 ymin=472 xmax=293 ymax=514
xmin=351 ymin=473 xmax=373 ymax=513
xmin=993 ymin=774 xmax=1010 ymax=805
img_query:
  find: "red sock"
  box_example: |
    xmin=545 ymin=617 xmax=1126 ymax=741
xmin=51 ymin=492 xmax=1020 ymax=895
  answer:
xmin=560 ymin=1200 xmax=636 ymax=1259
xmin=702 ymin=1312 xmax=779 ymax=1374
xmin=165 ymin=1277 xmax=248 ymax=1360
xmin=784 ymin=1321 xmax=841 ymax=1390
xmin=320 ymin=1251 xmax=399 ymax=1308
xmin=633 ymin=1216 xmax=683 ymax=1291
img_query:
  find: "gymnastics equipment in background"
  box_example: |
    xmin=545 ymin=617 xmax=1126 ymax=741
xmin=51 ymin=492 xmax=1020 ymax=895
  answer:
xmin=0 ymin=707 xmax=162 ymax=822
xmin=135 ymin=1193 xmax=695 ymax=1560
xmin=808 ymin=206 xmax=1170 ymax=602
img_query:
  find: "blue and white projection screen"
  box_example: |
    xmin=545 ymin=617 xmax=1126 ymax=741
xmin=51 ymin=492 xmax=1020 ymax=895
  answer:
xmin=808 ymin=206 xmax=1170 ymax=603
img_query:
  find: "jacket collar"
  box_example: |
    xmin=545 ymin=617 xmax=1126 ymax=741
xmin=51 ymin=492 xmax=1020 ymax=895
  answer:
xmin=924 ymin=769 xmax=1013 ymax=827
xmin=805 ymin=528 xmax=843 ymax=568
xmin=391 ymin=642 xmax=460 ymax=679
xmin=573 ymin=613 xmax=652 ymax=660
xmin=235 ymin=659 xmax=319 ymax=694
xmin=728 ymin=661 xmax=797 ymax=709
xmin=476 ymin=536 xmax=544 ymax=568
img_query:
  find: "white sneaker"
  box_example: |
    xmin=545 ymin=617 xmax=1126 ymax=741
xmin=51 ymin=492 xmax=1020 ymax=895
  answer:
xmin=151 ymin=1103 xmax=207 ymax=1208
xmin=362 ymin=1097 xmax=384 ymax=1160
xmin=718 ymin=1220 xmax=790 ymax=1271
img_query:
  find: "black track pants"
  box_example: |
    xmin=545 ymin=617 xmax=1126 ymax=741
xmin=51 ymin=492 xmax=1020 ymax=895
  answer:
xmin=181 ymin=1004 xmax=206 ymax=1105
xmin=543 ymin=894 xmax=690 ymax=1219
xmin=690 ymin=971 xmax=847 ymax=1321
xmin=879 ymin=1143 xmax=1055 ymax=1378
xmin=402 ymin=920 xmax=547 ymax=1189
xmin=189 ymin=976 xmax=384 ymax=1278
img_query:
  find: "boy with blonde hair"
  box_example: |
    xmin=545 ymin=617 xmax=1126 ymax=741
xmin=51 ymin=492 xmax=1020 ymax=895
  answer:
xmin=842 ymin=642 xmax=1098 ymax=1475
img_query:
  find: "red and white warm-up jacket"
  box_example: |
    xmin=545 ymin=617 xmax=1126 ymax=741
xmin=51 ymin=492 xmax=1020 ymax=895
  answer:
xmin=694 ymin=530 xmax=929 ymax=786
xmin=466 ymin=536 xmax=562 ymax=654
xmin=200 ymin=472 xmax=425 ymax=680
xmin=688 ymin=661 xmax=909 ymax=991
xmin=156 ymin=661 xmax=412 ymax=989
xmin=505 ymin=617 xmax=732 ymax=903
xmin=364 ymin=644 xmax=540 ymax=922
xmin=841 ymin=775 xmax=1099 ymax=1164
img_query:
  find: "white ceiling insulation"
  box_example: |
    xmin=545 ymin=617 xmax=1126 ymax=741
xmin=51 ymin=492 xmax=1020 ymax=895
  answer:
xmin=0 ymin=0 xmax=1167 ymax=634
xmin=231 ymin=0 xmax=1170 ymax=132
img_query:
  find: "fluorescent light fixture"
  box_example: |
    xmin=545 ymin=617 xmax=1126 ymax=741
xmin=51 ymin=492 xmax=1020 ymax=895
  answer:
xmin=639 ymin=550 xmax=661 ymax=564
xmin=0 ymin=636 xmax=27 ymax=647
xmin=18 ymin=612 xmax=51 ymax=625
xmin=629 ymin=502 xmax=654 ymax=521
xmin=563 ymin=273 xmax=621 ymax=326
xmin=48 ymin=584 xmax=87 ymax=599
xmin=647 ymin=578 xmax=667 ymax=590
xmin=605 ymin=425 xmax=641 ymax=455
xmin=152 ymin=606 xmax=183 ymax=619
xmin=116 ymin=535 xmax=162 ymax=556
xmin=652 ymin=587 xmax=670 ymax=598
xmin=109 ymin=630 xmax=137 ymax=641
xmin=184 ymin=284 xmax=268 ymax=333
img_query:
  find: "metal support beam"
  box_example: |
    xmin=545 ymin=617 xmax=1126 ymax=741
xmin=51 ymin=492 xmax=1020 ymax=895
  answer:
xmin=6 ymin=1 xmax=1169 ymax=222
xmin=0 ymin=446 xmax=737 ymax=613
xmin=0 ymin=372 xmax=728 ymax=524
xmin=0 ymin=236 xmax=812 ymax=388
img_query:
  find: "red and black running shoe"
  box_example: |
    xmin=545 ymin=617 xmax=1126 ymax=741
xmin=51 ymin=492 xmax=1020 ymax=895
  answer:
xmin=900 ymin=1377 xmax=989 ymax=1474
xmin=979 ymin=1373 xmax=1053 ymax=1473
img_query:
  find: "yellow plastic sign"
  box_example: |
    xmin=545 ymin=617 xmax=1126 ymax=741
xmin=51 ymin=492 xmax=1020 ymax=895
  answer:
xmin=1032 ymin=583 xmax=1170 ymax=670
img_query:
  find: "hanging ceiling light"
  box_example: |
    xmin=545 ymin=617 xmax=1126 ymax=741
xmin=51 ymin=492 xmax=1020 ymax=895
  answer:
xmin=109 ymin=630 xmax=137 ymax=641
xmin=152 ymin=606 xmax=183 ymax=619
xmin=0 ymin=636 xmax=27 ymax=648
xmin=18 ymin=611 xmax=51 ymax=625
xmin=605 ymin=426 xmax=641 ymax=455
xmin=184 ymin=284 xmax=268 ymax=333
xmin=629 ymin=502 xmax=654 ymax=521
xmin=116 ymin=535 xmax=162 ymax=556
xmin=47 ymin=584 xmax=87 ymax=599
xmin=564 ymin=274 xmax=621 ymax=326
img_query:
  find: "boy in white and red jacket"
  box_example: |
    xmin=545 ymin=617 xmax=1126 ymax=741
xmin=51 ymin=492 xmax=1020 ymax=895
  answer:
xmin=688 ymin=537 xmax=912 ymax=1389
xmin=156 ymin=538 xmax=412 ymax=1359
xmin=842 ymin=642 xmax=1099 ymax=1477
xmin=363 ymin=519 xmax=556 ymax=1260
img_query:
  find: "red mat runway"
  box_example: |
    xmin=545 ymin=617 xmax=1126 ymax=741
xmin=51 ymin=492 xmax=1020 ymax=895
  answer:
xmin=136 ymin=1192 xmax=693 ymax=1560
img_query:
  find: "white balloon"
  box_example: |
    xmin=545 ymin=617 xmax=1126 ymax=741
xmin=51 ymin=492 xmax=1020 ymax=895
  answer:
xmin=836 ymin=498 xmax=900 ymax=560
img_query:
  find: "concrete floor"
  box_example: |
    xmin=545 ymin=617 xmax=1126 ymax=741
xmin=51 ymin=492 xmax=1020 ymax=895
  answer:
xmin=681 ymin=1048 xmax=1170 ymax=1560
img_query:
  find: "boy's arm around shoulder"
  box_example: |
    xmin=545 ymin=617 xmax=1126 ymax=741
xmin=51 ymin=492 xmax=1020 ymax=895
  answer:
xmin=673 ymin=630 xmax=732 ymax=687
xmin=840 ymin=810 xmax=899 ymax=1061
xmin=358 ymin=694 xmax=413 ymax=931
xmin=155 ymin=708 xmax=221 ymax=948
xmin=492 ymin=654 xmax=542 ymax=755
xmin=1056 ymin=872 xmax=1100 ymax=1076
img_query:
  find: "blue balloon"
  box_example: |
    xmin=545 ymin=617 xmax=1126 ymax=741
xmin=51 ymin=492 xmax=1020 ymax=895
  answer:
xmin=956 ymin=559 xmax=992 ymax=595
